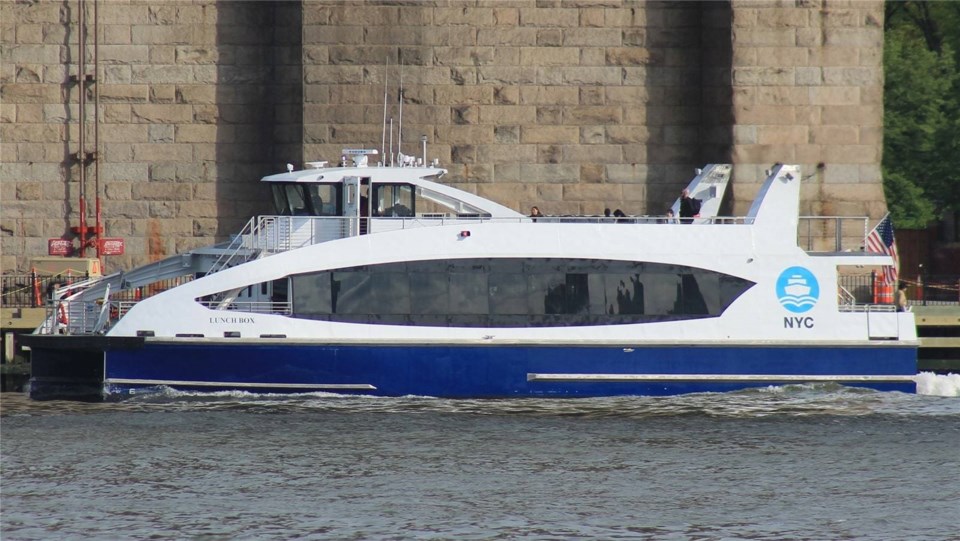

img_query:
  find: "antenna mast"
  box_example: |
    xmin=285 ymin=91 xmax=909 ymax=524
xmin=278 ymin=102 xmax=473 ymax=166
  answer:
xmin=381 ymin=57 xmax=388 ymax=163
xmin=397 ymin=62 xmax=404 ymax=164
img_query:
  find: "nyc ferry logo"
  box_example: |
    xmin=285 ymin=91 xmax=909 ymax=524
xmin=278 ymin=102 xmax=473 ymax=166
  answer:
xmin=776 ymin=266 xmax=819 ymax=329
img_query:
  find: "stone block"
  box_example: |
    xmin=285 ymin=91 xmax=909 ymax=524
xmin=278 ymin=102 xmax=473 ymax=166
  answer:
xmin=757 ymin=125 xmax=808 ymax=145
xmin=303 ymin=25 xmax=365 ymax=45
xmin=175 ymin=124 xmax=217 ymax=143
xmin=825 ymin=144 xmax=877 ymax=164
xmin=473 ymin=182 xmax=526 ymax=207
xmin=580 ymin=126 xmax=605 ymax=144
xmin=809 ymin=125 xmax=858 ymax=145
xmin=519 ymin=47 xmax=579 ymax=66
xmin=734 ymin=104 xmax=797 ymax=125
xmin=731 ymin=28 xmax=796 ymax=47
xmin=100 ymin=85 xmax=151 ymax=103
xmin=859 ymin=126 xmax=881 ymax=146
xmin=100 ymin=125 xmax=149 ymax=144
xmin=605 ymin=47 xmax=655 ymax=66
xmin=16 ymin=182 xmax=42 ymax=200
xmin=478 ymin=143 xmax=536 ymax=163
xmin=178 ymin=200 xmax=219 ymax=218
xmin=519 ymin=85 xmax=579 ymax=105
xmin=478 ymin=66 xmax=536 ymax=85
xmin=563 ymin=144 xmax=621 ymax=163
xmin=1 ymin=83 xmax=60 ymax=104
xmin=756 ymin=8 xmax=809 ymax=27
xmin=606 ymin=164 xmax=648 ymax=183
xmin=434 ymin=7 xmax=495 ymax=26
xmin=733 ymin=67 xmax=795 ymax=86
xmin=130 ymin=65 xmax=194 ymax=84
xmin=562 ymin=183 xmax=623 ymax=202
xmin=107 ymin=201 xmax=151 ymax=219
xmin=102 ymin=65 xmax=132 ymax=84
xmin=435 ymin=85 xmax=493 ymax=105
xmin=132 ymin=144 xmax=195 ymax=163
xmin=133 ymin=182 xmax=194 ymax=202
xmin=579 ymin=87 xmax=604 ymax=105
xmin=519 ymin=163 xmax=579 ymax=183
xmin=2 ymin=123 xmax=61 ymax=143
xmin=733 ymin=125 xmax=757 ymax=145
xmin=478 ymin=105 xmax=536 ymax=124
xmin=131 ymin=104 xmax=193 ymax=124
xmin=564 ymin=66 xmax=621 ymax=85
xmin=519 ymin=8 xmax=579 ymax=27
xmin=537 ymin=28 xmax=563 ymax=47
xmin=820 ymin=163 xmax=860 ymax=184
xmin=328 ymin=5 xmax=400 ymax=26
xmin=523 ymin=125 xmax=579 ymax=144
xmin=494 ymin=126 xmax=520 ymax=144
xmin=176 ymin=85 xmax=216 ymax=104
xmin=175 ymin=46 xmax=220 ymax=64
xmin=821 ymin=105 xmax=881 ymax=126
xmin=580 ymin=163 xmax=605 ymax=183
xmin=565 ymin=105 xmax=621 ymax=125
xmin=823 ymin=66 xmax=880 ymax=86
xmin=732 ymin=144 xmax=796 ymax=164
xmin=494 ymin=8 xmax=520 ymax=26
xmin=131 ymin=24 xmax=195 ymax=45
xmin=824 ymin=28 xmax=882 ymax=48
xmin=562 ymin=28 xmax=621 ymax=47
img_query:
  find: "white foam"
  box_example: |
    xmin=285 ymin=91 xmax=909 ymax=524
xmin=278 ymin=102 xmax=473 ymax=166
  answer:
xmin=915 ymin=372 xmax=960 ymax=397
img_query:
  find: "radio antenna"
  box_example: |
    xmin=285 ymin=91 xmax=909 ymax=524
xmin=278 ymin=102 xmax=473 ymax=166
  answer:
xmin=381 ymin=57 xmax=388 ymax=162
xmin=397 ymin=61 xmax=404 ymax=164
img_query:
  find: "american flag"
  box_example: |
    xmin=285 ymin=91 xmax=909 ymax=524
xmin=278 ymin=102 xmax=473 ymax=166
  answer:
xmin=866 ymin=213 xmax=899 ymax=284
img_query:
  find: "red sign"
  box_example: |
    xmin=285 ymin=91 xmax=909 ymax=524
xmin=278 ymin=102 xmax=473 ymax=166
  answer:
xmin=99 ymin=238 xmax=125 ymax=256
xmin=48 ymin=238 xmax=73 ymax=256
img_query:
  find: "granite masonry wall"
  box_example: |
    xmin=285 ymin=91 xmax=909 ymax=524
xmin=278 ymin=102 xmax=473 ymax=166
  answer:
xmin=1 ymin=0 xmax=884 ymax=272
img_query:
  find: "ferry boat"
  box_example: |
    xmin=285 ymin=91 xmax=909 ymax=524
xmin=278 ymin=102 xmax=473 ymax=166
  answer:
xmin=23 ymin=151 xmax=918 ymax=400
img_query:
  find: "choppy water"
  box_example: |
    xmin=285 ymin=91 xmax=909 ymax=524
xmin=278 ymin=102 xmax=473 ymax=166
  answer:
xmin=2 ymin=375 xmax=959 ymax=541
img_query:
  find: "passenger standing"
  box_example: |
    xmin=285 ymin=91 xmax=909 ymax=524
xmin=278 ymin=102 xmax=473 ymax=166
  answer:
xmin=679 ymin=189 xmax=696 ymax=224
xmin=895 ymin=282 xmax=909 ymax=312
xmin=529 ymin=206 xmax=543 ymax=222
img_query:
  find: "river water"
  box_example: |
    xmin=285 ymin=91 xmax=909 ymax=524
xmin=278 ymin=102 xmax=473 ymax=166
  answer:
xmin=2 ymin=374 xmax=959 ymax=540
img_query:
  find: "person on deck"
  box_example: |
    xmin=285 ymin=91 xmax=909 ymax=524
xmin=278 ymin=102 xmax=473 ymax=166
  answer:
xmin=679 ymin=189 xmax=697 ymax=224
xmin=896 ymin=282 xmax=910 ymax=312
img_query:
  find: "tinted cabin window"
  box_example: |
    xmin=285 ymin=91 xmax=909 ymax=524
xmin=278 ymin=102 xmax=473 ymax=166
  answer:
xmin=288 ymin=258 xmax=753 ymax=327
xmin=271 ymin=183 xmax=341 ymax=216
xmin=373 ymin=184 xmax=414 ymax=217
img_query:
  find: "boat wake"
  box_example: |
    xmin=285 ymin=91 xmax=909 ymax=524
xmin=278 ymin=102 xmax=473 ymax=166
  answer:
xmin=915 ymin=371 xmax=960 ymax=397
xmin=6 ymin=373 xmax=956 ymax=418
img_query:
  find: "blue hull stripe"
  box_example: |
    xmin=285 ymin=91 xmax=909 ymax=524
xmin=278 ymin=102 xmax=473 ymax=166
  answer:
xmin=527 ymin=373 xmax=916 ymax=382
xmin=103 ymin=343 xmax=918 ymax=397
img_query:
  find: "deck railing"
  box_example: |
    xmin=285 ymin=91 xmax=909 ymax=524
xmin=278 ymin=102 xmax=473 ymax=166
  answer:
xmin=837 ymin=274 xmax=960 ymax=307
xmin=797 ymin=216 xmax=869 ymax=253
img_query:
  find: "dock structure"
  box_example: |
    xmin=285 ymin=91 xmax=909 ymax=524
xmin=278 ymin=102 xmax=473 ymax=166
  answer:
xmin=914 ymin=307 xmax=960 ymax=374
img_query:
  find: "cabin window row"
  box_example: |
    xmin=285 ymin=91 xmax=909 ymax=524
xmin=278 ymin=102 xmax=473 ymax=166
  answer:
xmin=288 ymin=258 xmax=753 ymax=327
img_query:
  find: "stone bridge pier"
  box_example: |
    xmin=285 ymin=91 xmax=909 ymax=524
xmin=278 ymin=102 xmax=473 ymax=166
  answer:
xmin=1 ymin=0 xmax=885 ymax=271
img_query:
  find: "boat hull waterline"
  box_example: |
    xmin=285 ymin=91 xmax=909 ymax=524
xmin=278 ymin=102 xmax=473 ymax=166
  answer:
xmin=27 ymin=338 xmax=916 ymax=400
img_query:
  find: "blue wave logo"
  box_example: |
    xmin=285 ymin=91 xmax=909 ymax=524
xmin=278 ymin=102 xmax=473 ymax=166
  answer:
xmin=776 ymin=267 xmax=819 ymax=313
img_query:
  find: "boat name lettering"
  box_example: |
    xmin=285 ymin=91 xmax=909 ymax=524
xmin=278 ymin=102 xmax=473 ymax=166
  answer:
xmin=209 ymin=317 xmax=255 ymax=324
xmin=783 ymin=316 xmax=814 ymax=329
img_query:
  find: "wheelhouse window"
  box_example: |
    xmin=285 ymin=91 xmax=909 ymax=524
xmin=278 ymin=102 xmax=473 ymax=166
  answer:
xmin=288 ymin=258 xmax=754 ymax=327
xmin=373 ymin=184 xmax=414 ymax=217
xmin=271 ymin=183 xmax=341 ymax=216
